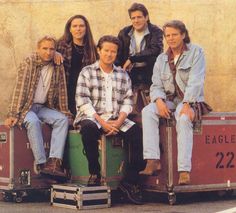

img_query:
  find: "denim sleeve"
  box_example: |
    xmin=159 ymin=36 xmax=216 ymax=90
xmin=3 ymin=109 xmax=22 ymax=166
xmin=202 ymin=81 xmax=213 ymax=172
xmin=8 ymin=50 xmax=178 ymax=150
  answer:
xmin=150 ymin=56 xmax=167 ymax=102
xmin=183 ymin=48 xmax=206 ymax=103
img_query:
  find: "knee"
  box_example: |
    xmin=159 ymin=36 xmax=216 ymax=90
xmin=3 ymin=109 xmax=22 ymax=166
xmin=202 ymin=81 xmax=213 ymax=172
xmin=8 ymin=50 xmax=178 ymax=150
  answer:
xmin=25 ymin=117 xmax=41 ymax=129
xmin=178 ymin=114 xmax=191 ymax=126
xmin=56 ymin=114 xmax=69 ymax=127
xmin=142 ymin=104 xmax=154 ymax=117
xmin=142 ymin=104 xmax=159 ymax=122
xmin=80 ymin=120 xmax=99 ymax=136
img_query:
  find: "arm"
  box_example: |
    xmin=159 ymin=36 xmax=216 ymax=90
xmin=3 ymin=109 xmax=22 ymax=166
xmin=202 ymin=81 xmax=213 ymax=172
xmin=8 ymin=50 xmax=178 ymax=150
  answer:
xmin=150 ymin=56 xmax=171 ymax=118
xmin=6 ymin=57 xmax=31 ymax=124
xmin=183 ymin=47 xmax=206 ymax=103
xmin=150 ymin=55 xmax=167 ymax=102
xmin=57 ymin=65 xmax=72 ymax=120
xmin=75 ymin=69 xmax=96 ymax=116
xmin=54 ymin=51 xmax=64 ymax=65
xmin=108 ymin=74 xmax=133 ymax=128
xmin=115 ymin=30 xmax=126 ymax=67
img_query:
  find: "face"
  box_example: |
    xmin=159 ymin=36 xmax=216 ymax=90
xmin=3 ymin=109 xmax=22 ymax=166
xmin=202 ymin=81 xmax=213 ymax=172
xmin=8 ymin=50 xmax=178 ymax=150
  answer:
xmin=98 ymin=42 xmax=118 ymax=67
xmin=70 ymin=18 xmax=86 ymax=42
xmin=164 ymin=27 xmax=185 ymax=50
xmin=130 ymin=10 xmax=148 ymax=32
xmin=37 ymin=40 xmax=55 ymax=63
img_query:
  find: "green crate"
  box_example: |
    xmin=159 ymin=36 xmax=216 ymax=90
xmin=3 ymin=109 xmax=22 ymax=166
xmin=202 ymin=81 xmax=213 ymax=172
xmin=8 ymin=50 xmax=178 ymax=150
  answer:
xmin=67 ymin=130 xmax=128 ymax=189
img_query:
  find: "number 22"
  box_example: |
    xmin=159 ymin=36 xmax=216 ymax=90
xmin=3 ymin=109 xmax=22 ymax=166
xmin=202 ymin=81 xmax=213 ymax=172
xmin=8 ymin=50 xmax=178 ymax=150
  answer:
xmin=216 ymin=152 xmax=235 ymax=169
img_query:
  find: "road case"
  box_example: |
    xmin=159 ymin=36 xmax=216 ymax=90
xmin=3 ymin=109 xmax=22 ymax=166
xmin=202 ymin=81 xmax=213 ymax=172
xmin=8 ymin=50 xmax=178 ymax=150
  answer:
xmin=67 ymin=130 xmax=128 ymax=189
xmin=141 ymin=112 xmax=236 ymax=204
xmin=51 ymin=184 xmax=111 ymax=210
xmin=0 ymin=124 xmax=53 ymax=202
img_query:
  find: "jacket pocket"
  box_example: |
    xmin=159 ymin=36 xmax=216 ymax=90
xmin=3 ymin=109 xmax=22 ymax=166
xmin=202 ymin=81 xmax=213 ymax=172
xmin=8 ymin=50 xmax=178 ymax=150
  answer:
xmin=160 ymin=73 xmax=175 ymax=94
xmin=178 ymin=64 xmax=191 ymax=83
xmin=160 ymin=73 xmax=171 ymax=81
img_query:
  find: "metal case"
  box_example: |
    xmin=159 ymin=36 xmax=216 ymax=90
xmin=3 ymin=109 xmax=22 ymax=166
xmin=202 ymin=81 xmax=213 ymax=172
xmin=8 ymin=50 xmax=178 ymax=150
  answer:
xmin=67 ymin=130 xmax=128 ymax=189
xmin=0 ymin=125 xmax=52 ymax=202
xmin=51 ymin=184 xmax=111 ymax=210
xmin=142 ymin=112 xmax=236 ymax=204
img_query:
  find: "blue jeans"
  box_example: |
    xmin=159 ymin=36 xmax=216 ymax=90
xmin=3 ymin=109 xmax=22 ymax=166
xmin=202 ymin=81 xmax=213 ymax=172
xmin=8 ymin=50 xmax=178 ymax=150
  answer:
xmin=142 ymin=102 xmax=193 ymax=172
xmin=23 ymin=104 xmax=68 ymax=165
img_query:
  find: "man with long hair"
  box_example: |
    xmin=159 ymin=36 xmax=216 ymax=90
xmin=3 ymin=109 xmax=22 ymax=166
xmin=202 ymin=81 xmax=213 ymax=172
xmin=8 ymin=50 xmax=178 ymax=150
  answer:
xmin=57 ymin=15 xmax=98 ymax=117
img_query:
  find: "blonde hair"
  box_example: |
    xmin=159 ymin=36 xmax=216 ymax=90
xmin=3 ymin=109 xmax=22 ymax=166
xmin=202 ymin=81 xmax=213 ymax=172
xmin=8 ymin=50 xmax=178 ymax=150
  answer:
xmin=37 ymin=35 xmax=57 ymax=48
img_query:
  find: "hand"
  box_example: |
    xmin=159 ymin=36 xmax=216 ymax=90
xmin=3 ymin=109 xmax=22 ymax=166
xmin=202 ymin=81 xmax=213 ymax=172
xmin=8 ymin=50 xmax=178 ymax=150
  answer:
xmin=54 ymin=51 xmax=64 ymax=65
xmin=123 ymin=59 xmax=133 ymax=72
xmin=100 ymin=120 xmax=119 ymax=136
xmin=68 ymin=116 xmax=74 ymax=126
xmin=180 ymin=103 xmax=195 ymax=121
xmin=107 ymin=119 xmax=122 ymax=129
xmin=4 ymin=117 xmax=18 ymax=128
xmin=156 ymin=99 xmax=171 ymax=118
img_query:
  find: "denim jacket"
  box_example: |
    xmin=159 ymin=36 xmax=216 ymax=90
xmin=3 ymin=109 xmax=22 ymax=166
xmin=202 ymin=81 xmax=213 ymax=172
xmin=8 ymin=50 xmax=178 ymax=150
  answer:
xmin=150 ymin=43 xmax=206 ymax=103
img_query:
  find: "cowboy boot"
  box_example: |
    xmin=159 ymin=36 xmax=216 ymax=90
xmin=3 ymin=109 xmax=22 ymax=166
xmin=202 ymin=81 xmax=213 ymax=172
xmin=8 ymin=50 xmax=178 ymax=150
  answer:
xmin=40 ymin=158 xmax=67 ymax=180
xmin=139 ymin=159 xmax=161 ymax=176
xmin=178 ymin=171 xmax=190 ymax=185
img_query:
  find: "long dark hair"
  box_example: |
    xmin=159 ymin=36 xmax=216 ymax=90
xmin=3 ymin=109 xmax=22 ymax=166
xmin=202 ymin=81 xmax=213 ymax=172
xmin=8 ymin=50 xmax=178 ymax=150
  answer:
xmin=163 ymin=20 xmax=191 ymax=44
xmin=60 ymin=14 xmax=97 ymax=65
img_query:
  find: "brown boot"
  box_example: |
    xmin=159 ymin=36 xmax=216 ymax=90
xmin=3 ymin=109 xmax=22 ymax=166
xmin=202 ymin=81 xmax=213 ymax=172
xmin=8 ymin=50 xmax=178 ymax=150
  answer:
xmin=36 ymin=163 xmax=45 ymax=173
xmin=178 ymin=171 xmax=190 ymax=185
xmin=40 ymin=158 xmax=67 ymax=180
xmin=139 ymin=159 xmax=161 ymax=176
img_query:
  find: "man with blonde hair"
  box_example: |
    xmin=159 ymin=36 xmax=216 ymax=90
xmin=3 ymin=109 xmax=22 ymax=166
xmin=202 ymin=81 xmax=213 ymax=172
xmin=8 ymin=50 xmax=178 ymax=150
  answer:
xmin=5 ymin=35 xmax=72 ymax=180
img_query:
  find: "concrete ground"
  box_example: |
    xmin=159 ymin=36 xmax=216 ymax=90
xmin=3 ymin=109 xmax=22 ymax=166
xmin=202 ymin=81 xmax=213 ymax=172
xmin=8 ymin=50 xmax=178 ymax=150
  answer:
xmin=1 ymin=190 xmax=236 ymax=213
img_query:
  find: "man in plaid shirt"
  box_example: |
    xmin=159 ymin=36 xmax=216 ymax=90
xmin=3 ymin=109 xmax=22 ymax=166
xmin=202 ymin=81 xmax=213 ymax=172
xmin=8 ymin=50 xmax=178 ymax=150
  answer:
xmin=5 ymin=36 xmax=71 ymax=180
xmin=75 ymin=35 xmax=145 ymax=204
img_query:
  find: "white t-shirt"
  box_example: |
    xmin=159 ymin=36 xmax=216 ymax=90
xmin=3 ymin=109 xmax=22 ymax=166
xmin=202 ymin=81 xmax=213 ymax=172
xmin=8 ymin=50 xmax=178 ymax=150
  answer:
xmin=33 ymin=64 xmax=53 ymax=104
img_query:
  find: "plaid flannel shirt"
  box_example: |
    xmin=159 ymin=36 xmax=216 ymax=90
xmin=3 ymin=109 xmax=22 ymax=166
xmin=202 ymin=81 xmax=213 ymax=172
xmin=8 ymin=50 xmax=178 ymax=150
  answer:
xmin=7 ymin=52 xmax=71 ymax=126
xmin=56 ymin=39 xmax=73 ymax=84
xmin=75 ymin=61 xmax=134 ymax=132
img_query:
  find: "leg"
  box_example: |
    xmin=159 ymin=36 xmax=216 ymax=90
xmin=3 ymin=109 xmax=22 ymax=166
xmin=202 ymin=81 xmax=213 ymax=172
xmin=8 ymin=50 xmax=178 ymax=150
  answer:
xmin=80 ymin=119 xmax=101 ymax=176
xmin=118 ymin=124 xmax=143 ymax=205
xmin=37 ymin=107 xmax=68 ymax=180
xmin=175 ymin=103 xmax=193 ymax=184
xmin=23 ymin=111 xmax=46 ymax=165
xmin=37 ymin=107 xmax=68 ymax=160
xmin=142 ymin=102 xmax=161 ymax=160
xmin=119 ymin=124 xmax=145 ymax=183
xmin=175 ymin=103 xmax=193 ymax=172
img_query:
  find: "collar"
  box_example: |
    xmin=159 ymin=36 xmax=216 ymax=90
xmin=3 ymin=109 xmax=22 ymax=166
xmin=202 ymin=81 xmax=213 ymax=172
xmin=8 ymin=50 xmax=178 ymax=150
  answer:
xmin=164 ymin=43 xmax=190 ymax=62
xmin=128 ymin=25 xmax=150 ymax=37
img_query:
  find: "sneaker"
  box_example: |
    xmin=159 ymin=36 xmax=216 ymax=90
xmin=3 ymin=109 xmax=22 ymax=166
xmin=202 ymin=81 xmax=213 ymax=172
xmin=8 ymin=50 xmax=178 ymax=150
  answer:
xmin=118 ymin=181 xmax=143 ymax=205
xmin=87 ymin=174 xmax=101 ymax=186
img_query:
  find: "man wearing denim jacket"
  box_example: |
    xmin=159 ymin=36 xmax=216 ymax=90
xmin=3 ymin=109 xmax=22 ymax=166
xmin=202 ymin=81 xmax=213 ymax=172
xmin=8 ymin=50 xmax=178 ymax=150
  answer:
xmin=140 ymin=20 xmax=211 ymax=185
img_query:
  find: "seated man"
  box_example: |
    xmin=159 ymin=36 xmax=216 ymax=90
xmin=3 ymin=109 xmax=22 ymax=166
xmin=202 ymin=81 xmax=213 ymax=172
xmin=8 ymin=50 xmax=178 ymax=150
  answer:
xmin=140 ymin=20 xmax=212 ymax=184
xmin=75 ymin=35 xmax=144 ymax=204
xmin=5 ymin=36 xmax=72 ymax=180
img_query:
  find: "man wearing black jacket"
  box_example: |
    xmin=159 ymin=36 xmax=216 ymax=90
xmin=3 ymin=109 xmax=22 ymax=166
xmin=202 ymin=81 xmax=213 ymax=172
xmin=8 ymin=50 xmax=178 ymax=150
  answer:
xmin=116 ymin=3 xmax=163 ymax=87
xmin=115 ymin=2 xmax=163 ymax=203
xmin=116 ymin=3 xmax=163 ymax=124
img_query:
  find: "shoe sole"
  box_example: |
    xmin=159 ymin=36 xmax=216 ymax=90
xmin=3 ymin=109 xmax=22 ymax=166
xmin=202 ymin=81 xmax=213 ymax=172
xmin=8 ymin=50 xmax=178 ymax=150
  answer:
xmin=40 ymin=172 xmax=68 ymax=182
xmin=118 ymin=184 xmax=143 ymax=205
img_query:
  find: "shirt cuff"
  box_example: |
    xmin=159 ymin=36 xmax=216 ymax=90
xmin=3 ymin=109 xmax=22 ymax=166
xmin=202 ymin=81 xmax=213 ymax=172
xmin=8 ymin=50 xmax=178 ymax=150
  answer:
xmin=120 ymin=105 xmax=133 ymax=116
xmin=80 ymin=103 xmax=96 ymax=117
